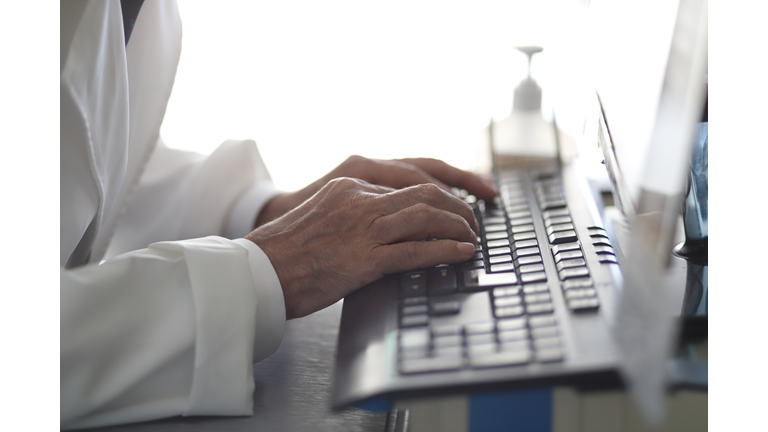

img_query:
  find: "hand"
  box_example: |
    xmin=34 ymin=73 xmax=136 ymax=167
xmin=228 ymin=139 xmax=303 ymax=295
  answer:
xmin=255 ymin=155 xmax=497 ymax=226
xmin=246 ymin=177 xmax=479 ymax=319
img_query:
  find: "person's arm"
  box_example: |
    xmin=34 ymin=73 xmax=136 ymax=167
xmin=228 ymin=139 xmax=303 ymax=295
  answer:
xmin=104 ymin=138 xmax=283 ymax=259
xmin=61 ymin=236 xmax=285 ymax=430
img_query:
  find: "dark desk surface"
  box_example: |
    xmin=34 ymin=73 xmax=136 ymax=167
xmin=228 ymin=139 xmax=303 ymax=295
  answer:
xmin=91 ymin=301 xmax=387 ymax=432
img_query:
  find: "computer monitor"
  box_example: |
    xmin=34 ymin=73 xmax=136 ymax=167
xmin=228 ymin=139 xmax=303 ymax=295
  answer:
xmin=587 ymin=0 xmax=707 ymax=262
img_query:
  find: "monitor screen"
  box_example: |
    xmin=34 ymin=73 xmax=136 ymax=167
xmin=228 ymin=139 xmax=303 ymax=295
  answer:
xmin=587 ymin=0 xmax=707 ymax=222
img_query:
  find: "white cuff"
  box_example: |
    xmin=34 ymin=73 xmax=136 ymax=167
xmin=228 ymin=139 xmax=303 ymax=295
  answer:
xmin=224 ymin=182 xmax=283 ymax=239
xmin=233 ymin=238 xmax=286 ymax=363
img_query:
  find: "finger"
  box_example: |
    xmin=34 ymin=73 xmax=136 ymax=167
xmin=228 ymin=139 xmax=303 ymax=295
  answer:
xmin=397 ymin=158 xmax=498 ymax=201
xmin=314 ymin=176 xmax=395 ymax=200
xmin=365 ymin=159 xmax=453 ymax=193
xmin=374 ymin=240 xmax=476 ymax=275
xmin=379 ymin=183 xmax=480 ymax=236
xmin=373 ymin=203 xmax=477 ymax=245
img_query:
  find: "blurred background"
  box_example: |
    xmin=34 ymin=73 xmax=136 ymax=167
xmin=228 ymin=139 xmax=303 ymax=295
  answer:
xmin=160 ymin=0 xmax=593 ymax=191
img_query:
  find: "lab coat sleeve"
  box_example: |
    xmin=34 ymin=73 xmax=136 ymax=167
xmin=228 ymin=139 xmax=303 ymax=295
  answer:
xmin=104 ymin=138 xmax=283 ymax=259
xmin=61 ymin=236 xmax=286 ymax=430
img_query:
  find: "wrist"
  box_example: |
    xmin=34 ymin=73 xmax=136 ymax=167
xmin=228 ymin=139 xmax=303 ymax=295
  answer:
xmin=255 ymin=192 xmax=295 ymax=227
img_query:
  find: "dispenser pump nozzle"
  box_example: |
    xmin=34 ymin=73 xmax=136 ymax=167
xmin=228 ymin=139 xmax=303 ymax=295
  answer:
xmin=513 ymin=46 xmax=543 ymax=111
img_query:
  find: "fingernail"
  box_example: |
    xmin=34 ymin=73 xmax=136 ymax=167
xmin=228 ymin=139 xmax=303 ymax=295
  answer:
xmin=457 ymin=242 xmax=475 ymax=255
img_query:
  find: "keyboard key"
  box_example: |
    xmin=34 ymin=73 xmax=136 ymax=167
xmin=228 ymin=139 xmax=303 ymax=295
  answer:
xmin=524 ymin=292 xmax=551 ymax=304
xmin=522 ymin=283 xmax=549 ymax=294
xmin=513 ymin=231 xmax=537 ymax=241
xmin=483 ymin=216 xmax=506 ymax=225
xmin=568 ymin=297 xmax=600 ymax=311
xmin=553 ymin=250 xmax=584 ymax=262
xmin=544 ymin=215 xmax=572 ymax=227
xmin=549 ymin=230 xmax=578 ymax=244
xmin=509 ymin=217 xmax=534 ymax=226
xmin=461 ymin=268 xmax=518 ymax=291
xmin=490 ymin=263 xmax=515 ymax=273
xmin=507 ymin=210 xmax=532 ymax=219
xmin=519 ymin=263 xmax=545 ymax=274
xmin=515 ymin=255 xmax=543 ymax=265
xmin=403 ymin=296 xmax=428 ymax=306
xmin=400 ymin=314 xmax=430 ymax=327
xmin=473 ymin=251 xmax=483 ymax=260
xmin=588 ymin=227 xmax=609 ymax=237
xmin=484 ymin=224 xmax=507 ymax=233
xmin=432 ymin=324 xmax=463 ymax=337
xmin=556 ymin=258 xmax=587 ymax=271
xmin=594 ymin=245 xmax=616 ymax=255
xmin=492 ymin=286 xmax=520 ymax=299
xmin=531 ymin=326 xmax=558 ymax=339
xmin=470 ymin=350 xmax=531 ymax=368
xmin=433 ymin=345 xmax=464 ymax=358
xmin=562 ymin=278 xmax=594 ymax=290
xmin=433 ymin=334 xmax=463 ymax=348
xmin=489 ymin=254 xmax=512 ymax=264
xmin=487 ymin=239 xmax=510 ymax=248
xmin=431 ymin=300 xmax=461 ymax=316
xmin=536 ymin=348 xmax=564 ymax=363
xmin=559 ymin=267 xmax=590 ymax=280
xmin=514 ymin=239 xmax=538 ymax=249
xmin=468 ymin=343 xmax=498 ymax=357
xmin=460 ymin=259 xmax=485 ymax=271
xmin=488 ymin=246 xmax=512 ymax=256
xmin=495 ymin=305 xmax=524 ymax=318
xmin=499 ymin=340 xmax=530 ymax=353
xmin=400 ymin=328 xmax=430 ymax=350
xmin=497 ymin=317 xmax=527 ymax=330
xmin=495 ymin=296 xmax=522 ymax=307
xmin=466 ymin=321 xmax=495 ymax=334
xmin=532 ymin=337 xmax=561 ymax=350
xmin=564 ymin=288 xmax=597 ymax=299
xmin=402 ymin=305 xmax=429 ymax=315
xmin=428 ymin=267 xmax=458 ymax=295
xmin=400 ymin=271 xmax=428 ymax=297
xmin=400 ymin=357 xmax=463 ymax=374
xmin=513 ymin=247 xmax=540 ymax=259
xmin=486 ymin=231 xmax=509 ymax=240
xmin=520 ymin=272 xmax=547 ymax=284
xmin=542 ymin=208 xmax=570 ymax=219
xmin=592 ymin=239 xmax=613 ymax=247
xmin=551 ymin=242 xmax=580 ymax=254
xmin=540 ymin=200 xmax=567 ymax=211
xmin=511 ymin=224 xmax=535 ymax=234
xmin=529 ymin=315 xmax=556 ymax=328
xmin=546 ymin=223 xmax=575 ymax=235
xmin=498 ymin=329 xmax=529 ymax=342
xmin=599 ymin=255 xmax=619 ymax=264
xmin=400 ymin=348 xmax=429 ymax=360
xmin=467 ymin=333 xmax=496 ymax=345
xmin=526 ymin=302 xmax=554 ymax=314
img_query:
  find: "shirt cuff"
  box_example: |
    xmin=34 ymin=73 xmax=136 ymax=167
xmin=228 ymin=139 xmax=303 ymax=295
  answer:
xmin=233 ymin=238 xmax=286 ymax=363
xmin=224 ymin=182 xmax=283 ymax=239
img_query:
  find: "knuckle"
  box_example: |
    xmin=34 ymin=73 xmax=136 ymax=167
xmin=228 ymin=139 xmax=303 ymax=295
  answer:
xmin=417 ymin=182 xmax=443 ymax=198
xmin=328 ymin=176 xmax=359 ymax=190
xmin=408 ymin=202 xmax=433 ymax=223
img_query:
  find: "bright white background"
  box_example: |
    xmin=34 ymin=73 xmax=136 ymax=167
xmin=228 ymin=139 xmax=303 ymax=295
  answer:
xmin=161 ymin=0 xmax=593 ymax=191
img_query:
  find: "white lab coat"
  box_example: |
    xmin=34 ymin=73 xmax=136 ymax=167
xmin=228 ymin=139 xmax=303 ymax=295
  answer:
xmin=61 ymin=1 xmax=286 ymax=429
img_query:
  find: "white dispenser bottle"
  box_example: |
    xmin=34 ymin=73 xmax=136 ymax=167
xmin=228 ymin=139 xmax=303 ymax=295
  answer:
xmin=492 ymin=46 xmax=559 ymax=169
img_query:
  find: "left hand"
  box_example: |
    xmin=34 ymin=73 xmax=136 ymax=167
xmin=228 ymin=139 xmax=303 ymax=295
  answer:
xmin=255 ymin=155 xmax=497 ymax=226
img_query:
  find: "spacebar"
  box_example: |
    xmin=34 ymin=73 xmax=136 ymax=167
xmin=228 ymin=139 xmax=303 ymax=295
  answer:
xmin=460 ymin=269 xmax=518 ymax=291
xmin=400 ymin=357 xmax=463 ymax=374
xmin=469 ymin=350 xmax=531 ymax=369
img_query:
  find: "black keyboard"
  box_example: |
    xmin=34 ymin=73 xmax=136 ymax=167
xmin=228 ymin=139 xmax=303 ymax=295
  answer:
xmin=396 ymin=171 xmax=617 ymax=375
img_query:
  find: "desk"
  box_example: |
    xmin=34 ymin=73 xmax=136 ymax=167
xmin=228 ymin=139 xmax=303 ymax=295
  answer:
xmin=89 ymin=301 xmax=387 ymax=432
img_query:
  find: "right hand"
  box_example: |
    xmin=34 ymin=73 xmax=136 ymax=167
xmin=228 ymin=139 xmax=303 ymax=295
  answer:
xmin=245 ymin=177 xmax=479 ymax=319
